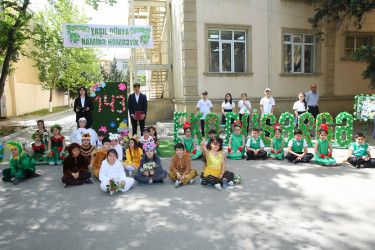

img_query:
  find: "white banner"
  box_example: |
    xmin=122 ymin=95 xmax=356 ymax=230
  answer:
xmin=62 ymin=23 xmax=153 ymax=48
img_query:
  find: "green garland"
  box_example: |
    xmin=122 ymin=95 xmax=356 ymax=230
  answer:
xmin=173 ymin=112 xmax=188 ymax=144
xmin=224 ymin=112 xmax=239 ymax=144
xmin=297 ymin=112 xmax=315 ymax=146
xmin=240 ymin=113 xmax=250 ymax=137
xmin=335 ymin=112 xmax=353 ymax=147
xmin=204 ymin=113 xmax=220 ymax=139
xmin=278 ymin=112 xmax=295 ymax=144
xmin=250 ymin=109 xmax=259 ymax=130
xmin=315 ymin=112 xmax=334 ymax=141
xmin=189 ymin=112 xmax=203 ymax=144
xmin=260 ymin=114 xmax=277 ymax=146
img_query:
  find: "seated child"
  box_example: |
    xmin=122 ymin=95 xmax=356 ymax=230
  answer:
xmin=109 ymin=133 xmax=123 ymax=161
xmin=80 ymin=133 xmax=97 ymax=162
xmin=181 ymin=122 xmax=202 ymax=160
xmin=62 ymin=143 xmax=92 ymax=187
xmin=200 ymin=138 xmax=235 ymax=191
xmin=169 ymin=143 xmax=198 ymax=188
xmin=96 ymin=131 xmax=105 ymax=149
xmin=2 ymin=141 xmax=36 ymax=185
xmin=139 ymin=127 xmax=155 ymax=146
xmin=347 ymin=133 xmax=375 ymax=168
xmin=134 ymin=142 xmax=167 ymax=184
xmin=123 ymin=137 xmax=143 ymax=176
xmin=227 ymin=120 xmax=245 ymax=160
xmin=205 ymin=129 xmax=218 ymax=146
xmin=90 ymin=138 xmax=112 ymax=178
xmin=99 ymin=149 xmax=134 ymax=195
xmin=149 ymin=126 xmax=160 ymax=154
xmin=268 ymin=124 xmax=284 ymax=160
xmin=47 ymin=125 xmax=66 ymax=165
xmin=314 ymin=124 xmax=339 ymax=166
xmin=23 ymin=132 xmax=46 ymax=163
xmin=245 ymin=128 xmax=267 ymax=160
xmin=285 ymin=129 xmax=314 ymax=164
xmin=71 ymin=117 xmax=98 ymax=145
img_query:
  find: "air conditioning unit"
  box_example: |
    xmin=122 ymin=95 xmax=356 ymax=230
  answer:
xmin=0 ymin=95 xmax=7 ymax=118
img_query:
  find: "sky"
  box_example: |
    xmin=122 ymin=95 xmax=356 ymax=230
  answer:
xmin=30 ymin=0 xmax=130 ymax=60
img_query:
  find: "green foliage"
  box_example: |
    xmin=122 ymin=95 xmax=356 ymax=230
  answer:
xmin=85 ymin=0 xmax=117 ymax=10
xmin=137 ymin=74 xmax=146 ymax=86
xmin=353 ymin=46 xmax=375 ymax=88
xmin=106 ymin=57 xmax=126 ymax=82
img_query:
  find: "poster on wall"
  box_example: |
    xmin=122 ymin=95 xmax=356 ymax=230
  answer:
xmin=354 ymin=94 xmax=375 ymax=120
xmin=62 ymin=23 xmax=153 ymax=48
xmin=91 ymin=82 xmax=129 ymax=136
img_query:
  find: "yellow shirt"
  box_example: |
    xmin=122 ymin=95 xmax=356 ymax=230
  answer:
xmin=203 ymin=152 xmax=223 ymax=177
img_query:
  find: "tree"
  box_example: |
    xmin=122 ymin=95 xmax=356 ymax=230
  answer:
xmin=0 ymin=0 xmax=32 ymax=116
xmin=137 ymin=74 xmax=146 ymax=86
xmin=305 ymin=0 xmax=375 ymax=88
xmin=107 ymin=57 xmax=126 ymax=82
xmin=32 ymin=0 xmax=102 ymax=111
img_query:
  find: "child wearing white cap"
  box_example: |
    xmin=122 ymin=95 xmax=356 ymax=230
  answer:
xmin=109 ymin=133 xmax=123 ymax=161
xmin=260 ymin=88 xmax=275 ymax=137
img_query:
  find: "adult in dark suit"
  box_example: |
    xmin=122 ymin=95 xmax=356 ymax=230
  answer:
xmin=74 ymin=87 xmax=94 ymax=128
xmin=128 ymin=83 xmax=147 ymax=136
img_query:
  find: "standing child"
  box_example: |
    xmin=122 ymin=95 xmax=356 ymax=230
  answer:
xmin=221 ymin=93 xmax=235 ymax=125
xmin=2 ymin=141 xmax=36 ymax=185
xmin=62 ymin=143 xmax=92 ymax=187
xmin=109 ymin=133 xmax=123 ymax=161
xmin=268 ymin=124 xmax=284 ymax=160
xmin=139 ymin=127 xmax=155 ymax=146
xmin=90 ymin=138 xmax=112 ymax=178
xmin=196 ymin=91 xmax=213 ymax=135
xmin=181 ymin=122 xmax=202 ymax=160
xmin=99 ymin=149 xmax=134 ymax=195
xmin=80 ymin=133 xmax=97 ymax=161
xmin=347 ymin=133 xmax=375 ymax=168
xmin=123 ymin=137 xmax=143 ymax=176
xmin=227 ymin=121 xmax=245 ymax=160
xmin=238 ymin=93 xmax=251 ymax=133
xmin=96 ymin=131 xmax=105 ymax=149
xmin=134 ymin=143 xmax=167 ymax=184
xmin=71 ymin=117 xmax=98 ymax=145
xmin=260 ymin=88 xmax=275 ymax=137
xmin=285 ymin=129 xmax=314 ymax=164
xmin=293 ymin=92 xmax=308 ymax=126
xmin=23 ymin=132 xmax=46 ymax=163
xmin=47 ymin=125 xmax=66 ymax=165
xmin=245 ymin=128 xmax=267 ymax=160
xmin=149 ymin=126 xmax=160 ymax=154
xmin=314 ymin=125 xmax=339 ymax=166
xmin=36 ymin=119 xmax=49 ymax=147
xmin=169 ymin=143 xmax=198 ymax=188
xmin=200 ymin=138 xmax=234 ymax=191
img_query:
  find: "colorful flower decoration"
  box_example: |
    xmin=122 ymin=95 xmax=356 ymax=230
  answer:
xmin=90 ymin=92 xmax=96 ymax=97
xmin=315 ymin=112 xmax=334 ymax=141
xmin=116 ymin=95 xmax=126 ymax=113
xmin=240 ymin=113 xmax=250 ymax=137
xmin=224 ymin=112 xmax=240 ymax=145
xmin=101 ymin=82 xmax=106 ymax=88
xmin=278 ymin=112 xmax=295 ymax=144
xmin=99 ymin=126 xmax=107 ymax=134
xmin=123 ymin=118 xmax=128 ymax=123
xmin=250 ymin=109 xmax=259 ymax=130
xmin=189 ymin=112 xmax=203 ymax=144
xmin=117 ymin=118 xmax=120 ymax=121
xmin=183 ymin=121 xmax=192 ymax=130
xmin=118 ymin=83 xmax=126 ymax=91
xmin=335 ymin=112 xmax=353 ymax=147
xmin=173 ymin=112 xmax=188 ymax=144
xmin=110 ymin=121 xmax=116 ymax=128
xmin=260 ymin=113 xmax=277 ymax=146
xmin=204 ymin=113 xmax=220 ymax=139
xmin=297 ymin=112 xmax=315 ymax=146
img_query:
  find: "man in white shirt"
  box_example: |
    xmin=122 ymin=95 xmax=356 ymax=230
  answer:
xmin=259 ymin=88 xmax=275 ymax=137
xmin=195 ymin=91 xmax=213 ymax=135
xmin=305 ymin=84 xmax=319 ymax=119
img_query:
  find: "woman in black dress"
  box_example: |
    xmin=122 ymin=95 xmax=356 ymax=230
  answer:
xmin=74 ymin=87 xmax=94 ymax=128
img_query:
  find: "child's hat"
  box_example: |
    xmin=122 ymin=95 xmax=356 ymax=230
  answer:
xmin=183 ymin=121 xmax=192 ymax=130
xmin=274 ymin=123 xmax=283 ymax=132
xmin=78 ymin=117 xmax=87 ymax=123
xmin=50 ymin=124 xmax=62 ymax=133
xmin=109 ymin=133 xmax=120 ymax=140
xmin=233 ymin=120 xmax=242 ymax=128
xmin=128 ymin=133 xmax=139 ymax=142
xmin=143 ymin=127 xmax=150 ymax=132
xmin=81 ymin=133 xmax=91 ymax=140
xmin=265 ymin=88 xmax=271 ymax=92
xmin=143 ymin=142 xmax=156 ymax=151
xmin=32 ymin=132 xmax=43 ymax=140
xmin=319 ymin=124 xmax=328 ymax=133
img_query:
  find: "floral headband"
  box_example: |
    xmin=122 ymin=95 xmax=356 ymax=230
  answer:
xmin=233 ymin=120 xmax=242 ymax=128
xmin=50 ymin=124 xmax=62 ymax=133
xmin=32 ymin=132 xmax=43 ymax=140
xmin=143 ymin=142 xmax=156 ymax=151
xmin=182 ymin=122 xmax=192 ymax=130
xmin=319 ymin=124 xmax=328 ymax=133
xmin=109 ymin=133 xmax=121 ymax=141
xmin=274 ymin=123 xmax=283 ymax=132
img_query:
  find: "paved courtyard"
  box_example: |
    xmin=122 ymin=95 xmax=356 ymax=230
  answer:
xmin=1 ymin=111 xmax=375 ymax=249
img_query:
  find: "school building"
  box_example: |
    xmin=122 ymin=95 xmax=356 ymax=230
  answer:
xmin=129 ymin=0 xmax=375 ymax=123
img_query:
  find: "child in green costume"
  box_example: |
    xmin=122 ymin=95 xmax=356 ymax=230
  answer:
xmin=268 ymin=124 xmax=284 ymax=160
xmin=46 ymin=124 xmax=66 ymax=165
xmin=23 ymin=132 xmax=46 ymax=163
xmin=2 ymin=141 xmax=35 ymax=185
xmin=285 ymin=129 xmax=314 ymax=164
xmin=347 ymin=133 xmax=375 ymax=168
xmin=227 ymin=120 xmax=245 ymax=160
xmin=314 ymin=124 xmax=339 ymax=166
xmin=181 ymin=122 xmax=202 ymax=160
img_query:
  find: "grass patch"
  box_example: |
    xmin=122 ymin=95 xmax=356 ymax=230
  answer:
xmin=20 ymin=106 xmax=70 ymax=117
xmin=0 ymin=126 xmax=27 ymax=138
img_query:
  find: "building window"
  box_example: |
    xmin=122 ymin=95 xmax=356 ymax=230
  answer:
xmin=345 ymin=36 xmax=370 ymax=57
xmin=208 ymin=29 xmax=246 ymax=73
xmin=122 ymin=63 xmax=128 ymax=70
xmin=283 ymin=33 xmax=315 ymax=73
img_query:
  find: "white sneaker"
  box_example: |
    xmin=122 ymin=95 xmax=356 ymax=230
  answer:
xmin=109 ymin=191 xmax=114 ymax=196
xmin=175 ymin=180 xmax=181 ymax=188
xmin=228 ymin=181 xmax=234 ymax=186
xmin=188 ymin=179 xmax=194 ymax=185
xmin=214 ymin=183 xmax=222 ymax=191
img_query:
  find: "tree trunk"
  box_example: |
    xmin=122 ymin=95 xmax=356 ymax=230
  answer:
xmin=49 ymin=64 xmax=60 ymax=112
xmin=0 ymin=0 xmax=30 ymax=117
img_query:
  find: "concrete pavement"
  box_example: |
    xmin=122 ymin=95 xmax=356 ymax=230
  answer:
xmin=0 ymin=111 xmax=375 ymax=249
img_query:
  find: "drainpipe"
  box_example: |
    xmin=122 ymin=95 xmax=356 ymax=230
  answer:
xmin=267 ymin=0 xmax=272 ymax=90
